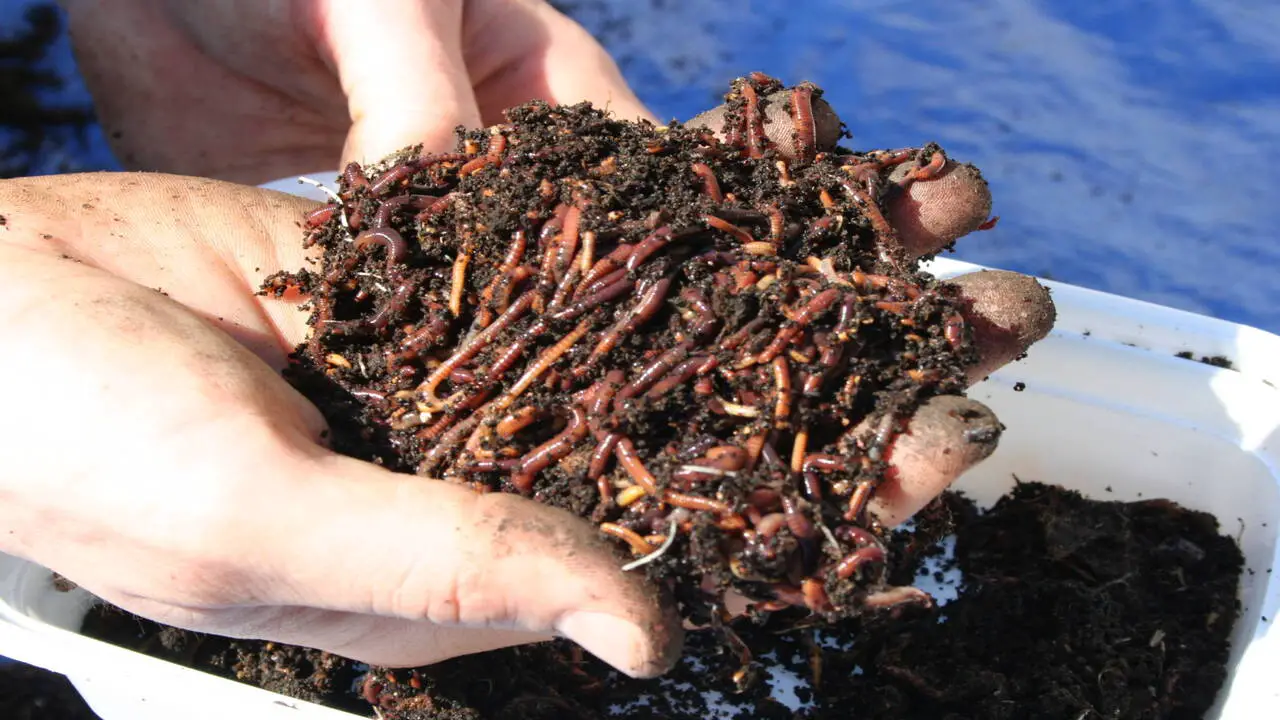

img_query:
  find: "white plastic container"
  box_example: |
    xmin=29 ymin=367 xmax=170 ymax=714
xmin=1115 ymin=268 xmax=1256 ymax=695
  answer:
xmin=2 ymin=175 xmax=1278 ymax=718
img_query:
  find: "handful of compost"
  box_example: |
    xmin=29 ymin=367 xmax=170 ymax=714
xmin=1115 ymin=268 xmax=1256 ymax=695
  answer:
xmin=264 ymin=73 xmax=1050 ymax=634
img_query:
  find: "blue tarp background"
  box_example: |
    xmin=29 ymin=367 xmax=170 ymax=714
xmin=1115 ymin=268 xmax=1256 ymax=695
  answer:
xmin=4 ymin=0 xmax=1278 ymax=333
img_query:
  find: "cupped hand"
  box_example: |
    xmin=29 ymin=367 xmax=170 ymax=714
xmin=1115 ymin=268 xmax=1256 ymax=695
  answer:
xmin=0 ymin=172 xmax=679 ymax=677
xmin=59 ymin=0 xmax=653 ymax=184
xmin=0 ymin=110 xmax=1053 ymax=680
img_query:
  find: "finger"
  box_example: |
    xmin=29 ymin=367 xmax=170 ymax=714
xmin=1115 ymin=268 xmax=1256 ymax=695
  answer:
xmin=310 ymin=1 xmax=483 ymax=164
xmin=684 ymin=88 xmax=845 ymax=159
xmin=948 ymin=269 xmax=1058 ymax=385
xmin=249 ymin=454 xmax=683 ymax=678
xmin=866 ymin=272 xmax=1056 ymax=524
xmin=886 ymin=160 xmax=994 ymax=258
xmin=463 ymin=0 xmax=657 ymax=125
xmin=865 ymin=395 xmax=1003 ymax=527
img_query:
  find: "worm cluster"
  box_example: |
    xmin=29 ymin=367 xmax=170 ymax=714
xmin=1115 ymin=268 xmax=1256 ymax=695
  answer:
xmin=264 ymin=73 xmax=982 ymax=629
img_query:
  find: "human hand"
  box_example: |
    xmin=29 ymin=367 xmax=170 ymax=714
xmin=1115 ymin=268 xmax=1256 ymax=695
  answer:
xmin=58 ymin=0 xmax=653 ymax=185
xmin=0 ymin=172 xmax=679 ymax=677
xmin=0 ymin=106 xmax=1052 ymax=680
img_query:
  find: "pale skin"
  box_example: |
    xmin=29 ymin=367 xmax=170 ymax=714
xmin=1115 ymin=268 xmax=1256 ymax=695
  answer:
xmin=0 ymin=0 xmax=1055 ymax=680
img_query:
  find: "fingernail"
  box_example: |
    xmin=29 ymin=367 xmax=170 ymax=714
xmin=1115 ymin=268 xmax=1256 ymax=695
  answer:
xmin=556 ymin=611 xmax=662 ymax=678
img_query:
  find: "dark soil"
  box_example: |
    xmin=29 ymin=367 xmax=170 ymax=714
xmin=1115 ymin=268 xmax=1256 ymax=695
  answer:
xmin=1175 ymin=351 xmax=1234 ymax=369
xmin=80 ymin=482 xmax=1243 ymax=719
xmin=0 ymin=661 xmax=100 ymax=720
xmin=262 ymin=73 xmax=979 ymax=631
xmin=66 ymin=75 xmax=1245 ymax=718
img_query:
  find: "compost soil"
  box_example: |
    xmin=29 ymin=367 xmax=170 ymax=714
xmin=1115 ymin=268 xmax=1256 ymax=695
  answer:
xmin=80 ymin=482 xmax=1243 ymax=719
xmin=71 ymin=77 xmax=1243 ymax=717
xmin=0 ymin=661 xmax=100 ymax=720
xmin=257 ymin=74 xmax=983 ymax=633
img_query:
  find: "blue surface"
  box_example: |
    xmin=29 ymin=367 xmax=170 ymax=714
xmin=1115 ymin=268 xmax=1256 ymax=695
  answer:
xmin=3 ymin=0 xmax=1278 ymax=334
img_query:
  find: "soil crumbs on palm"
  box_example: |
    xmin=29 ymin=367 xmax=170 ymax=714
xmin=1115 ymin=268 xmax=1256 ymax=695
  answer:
xmin=81 ymin=482 xmax=1243 ymax=719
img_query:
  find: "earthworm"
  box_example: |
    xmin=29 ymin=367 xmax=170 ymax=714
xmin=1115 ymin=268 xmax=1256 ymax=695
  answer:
xmin=802 ymin=578 xmax=832 ymax=613
xmin=835 ymin=545 xmax=886 ymax=579
xmin=554 ymin=204 xmax=583 ymax=283
xmin=551 ymin=274 xmax=634 ymax=322
xmin=576 ymin=300 xmax=648 ymax=375
xmin=840 ymin=178 xmax=901 ymax=255
xmin=494 ymin=316 xmax=594 ymax=411
xmin=613 ymin=437 xmax=658 ymax=495
xmin=417 ymin=414 xmax=482 ymax=475
xmin=449 ymin=240 xmax=472 ymax=317
xmin=764 ymin=204 xmax=785 ymax=245
xmin=547 ymin=265 xmax=583 ymax=314
xmin=510 ymin=406 xmax=588 ymax=493
xmin=600 ymin=523 xmax=656 ymax=555
xmin=741 ymin=82 xmax=767 ymax=159
xmin=679 ymin=287 xmax=718 ymax=338
xmin=901 ymin=151 xmax=946 ymax=183
xmin=790 ymin=429 xmax=809 ymax=472
xmin=944 ymin=312 xmax=966 ymax=349
xmin=772 ymin=355 xmax=792 ymax=426
xmin=589 ymin=433 xmax=622 ymax=483
xmin=615 ymin=340 xmax=694 ymax=407
xmin=413 ymin=193 xmax=457 ymax=222
xmin=367 ymin=281 xmax=416 ymax=329
xmin=834 ymin=525 xmax=882 ymax=549
xmin=780 ymin=495 xmax=816 ymax=540
xmin=664 ymin=490 xmax=738 ymax=519
xmin=862 ymin=586 xmax=932 ymax=610
xmin=645 ymin=354 xmax=715 ymax=399
xmin=354 ymin=228 xmax=410 ymax=268
xmin=803 ymin=454 xmax=846 ymax=473
xmin=305 ymin=206 xmax=336 ymax=228
xmin=496 ymin=406 xmax=541 ymax=437
xmin=417 ymin=291 xmax=535 ymax=411
xmin=627 ymin=227 xmax=675 ymax=271
xmin=577 ymin=243 xmax=635 ymax=294
xmin=459 ymin=133 xmax=508 ymax=176
xmin=846 ymin=481 xmax=874 ymax=522
xmin=579 ymin=230 xmax=596 ymax=274
xmin=867 ymin=412 xmax=898 ymax=462
xmin=370 ymin=162 xmax=417 ymax=196
xmin=690 ymin=162 xmax=723 ymax=202
xmin=755 ymin=513 xmax=788 ymax=538
xmin=705 ymin=446 xmax=748 ymax=470
xmin=475 ymin=231 xmax=529 ymax=327
xmin=342 ymin=162 xmax=370 ymax=192
xmin=789 ymin=84 xmax=817 ymax=162
xmin=755 ymin=288 xmax=842 ymax=363
xmin=705 ymin=215 xmax=755 ymax=245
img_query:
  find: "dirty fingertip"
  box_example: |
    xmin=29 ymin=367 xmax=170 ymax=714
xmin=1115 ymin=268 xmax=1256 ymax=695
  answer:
xmin=946 ymin=270 xmax=1057 ymax=383
xmin=887 ymin=161 xmax=994 ymax=257
xmin=683 ymin=90 xmax=843 ymax=160
xmin=557 ymin=606 xmax=684 ymax=678
xmin=869 ymin=395 xmax=1002 ymax=527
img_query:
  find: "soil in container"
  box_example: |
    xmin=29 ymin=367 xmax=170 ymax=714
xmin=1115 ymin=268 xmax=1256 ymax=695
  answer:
xmin=0 ymin=660 xmax=101 ymax=720
xmin=71 ymin=74 xmax=1245 ymax=718
xmin=81 ymin=482 xmax=1244 ymax=719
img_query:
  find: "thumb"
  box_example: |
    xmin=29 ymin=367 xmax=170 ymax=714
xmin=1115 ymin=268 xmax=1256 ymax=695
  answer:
xmin=250 ymin=452 xmax=684 ymax=677
xmin=312 ymin=1 xmax=483 ymax=163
